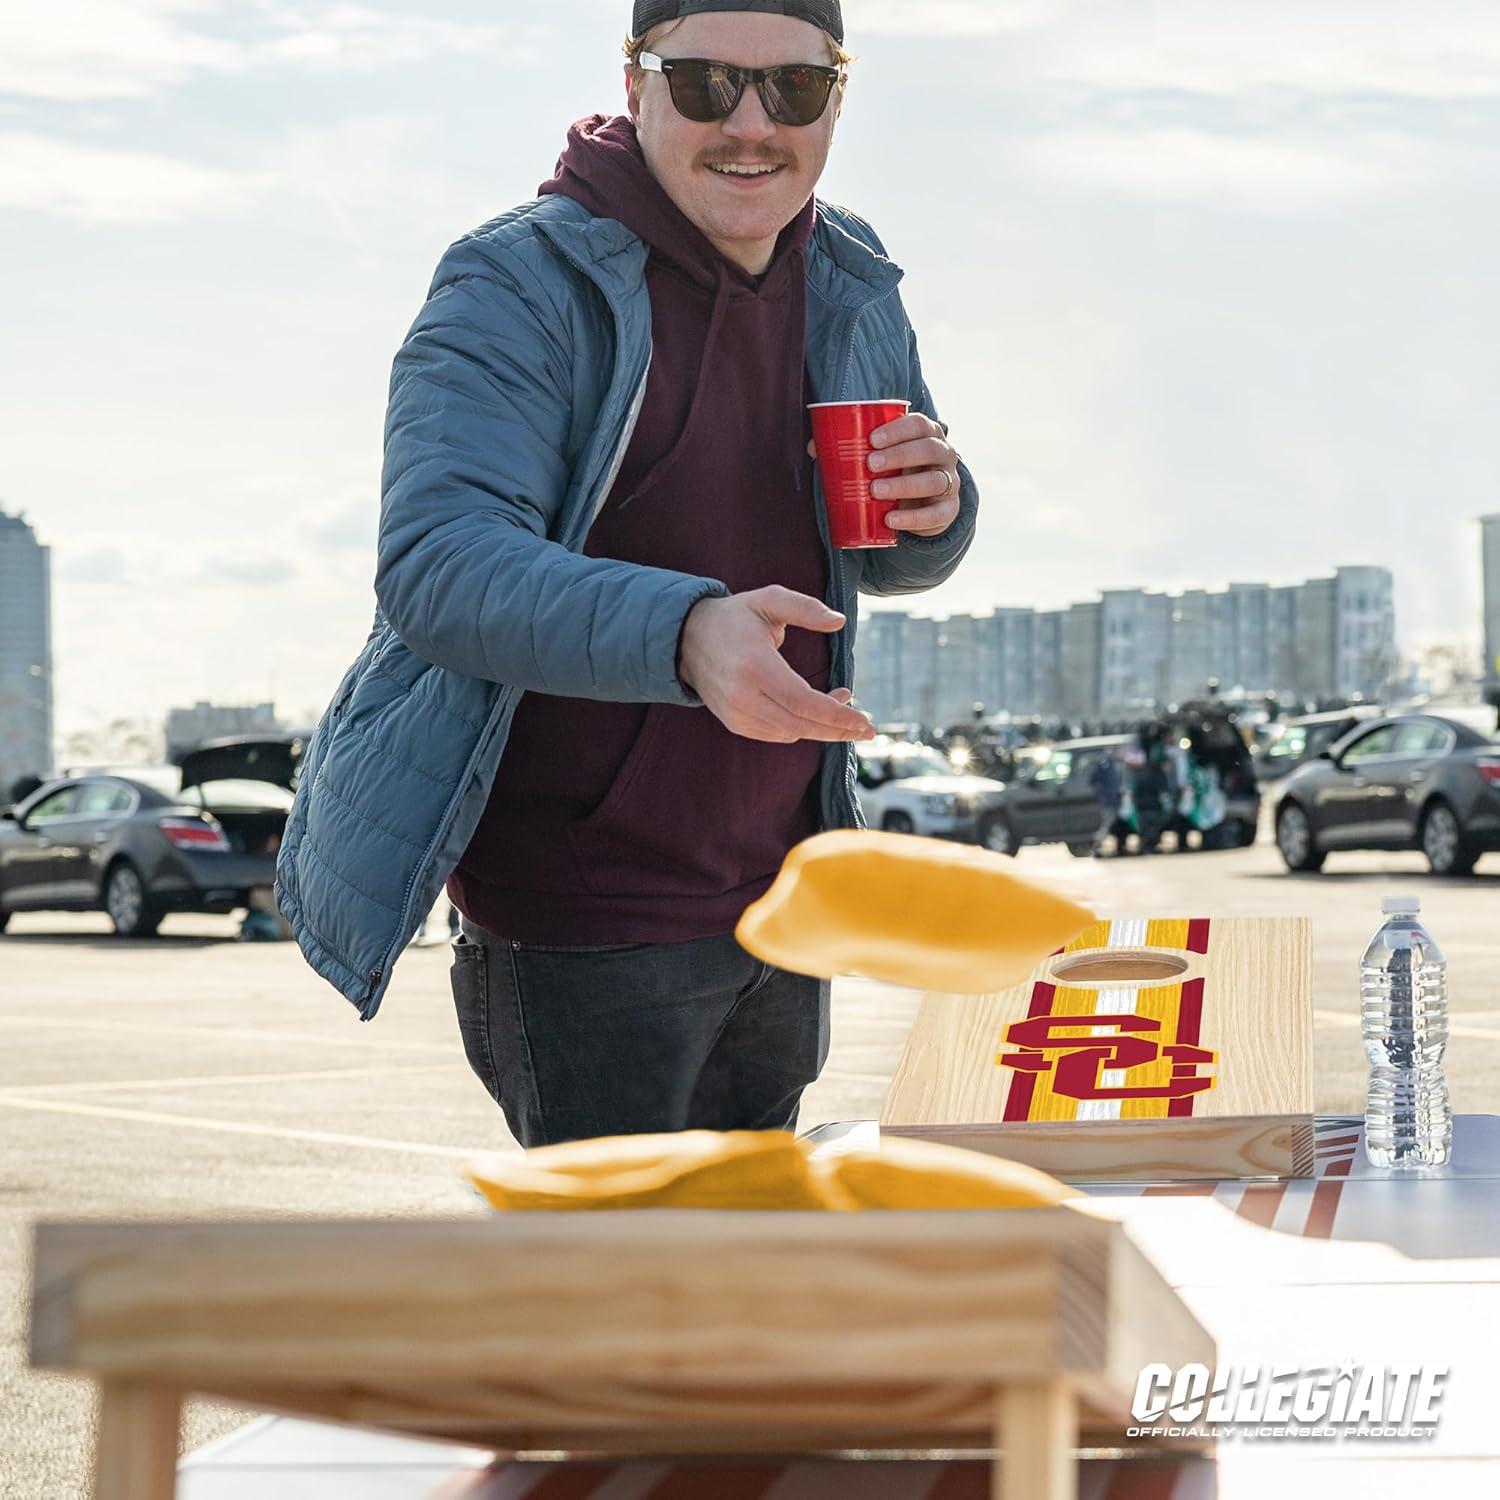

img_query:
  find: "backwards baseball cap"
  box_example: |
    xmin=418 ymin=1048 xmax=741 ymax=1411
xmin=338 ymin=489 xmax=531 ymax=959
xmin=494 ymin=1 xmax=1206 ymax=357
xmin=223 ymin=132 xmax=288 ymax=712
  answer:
xmin=631 ymin=0 xmax=844 ymax=45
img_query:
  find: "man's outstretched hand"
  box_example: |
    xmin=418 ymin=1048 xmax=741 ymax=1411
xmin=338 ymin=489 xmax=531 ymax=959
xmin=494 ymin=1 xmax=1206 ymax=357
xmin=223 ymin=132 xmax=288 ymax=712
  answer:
xmin=679 ymin=585 xmax=877 ymax=745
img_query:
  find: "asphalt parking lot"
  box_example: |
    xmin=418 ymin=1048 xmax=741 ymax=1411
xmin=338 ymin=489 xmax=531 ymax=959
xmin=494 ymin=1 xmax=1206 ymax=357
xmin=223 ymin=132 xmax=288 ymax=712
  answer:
xmin=3 ymin=839 xmax=1498 ymax=1497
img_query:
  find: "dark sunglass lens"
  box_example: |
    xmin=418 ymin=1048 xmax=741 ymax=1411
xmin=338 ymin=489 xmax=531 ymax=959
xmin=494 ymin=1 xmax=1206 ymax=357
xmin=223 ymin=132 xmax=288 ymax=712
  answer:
xmin=668 ymin=61 xmax=741 ymax=122
xmin=762 ymin=66 xmax=835 ymax=125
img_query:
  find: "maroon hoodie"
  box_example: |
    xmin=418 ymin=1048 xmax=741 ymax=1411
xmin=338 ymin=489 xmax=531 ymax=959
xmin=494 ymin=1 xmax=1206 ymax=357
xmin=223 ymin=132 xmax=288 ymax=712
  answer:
xmin=447 ymin=114 xmax=830 ymax=943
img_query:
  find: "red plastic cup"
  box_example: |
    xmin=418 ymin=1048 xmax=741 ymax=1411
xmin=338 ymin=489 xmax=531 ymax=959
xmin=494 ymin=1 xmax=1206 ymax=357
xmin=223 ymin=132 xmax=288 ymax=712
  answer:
xmin=809 ymin=399 xmax=910 ymax=549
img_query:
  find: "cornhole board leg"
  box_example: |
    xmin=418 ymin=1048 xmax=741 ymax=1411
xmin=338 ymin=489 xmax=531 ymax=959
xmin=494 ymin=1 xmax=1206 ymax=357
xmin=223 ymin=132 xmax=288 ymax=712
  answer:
xmin=996 ymin=1381 xmax=1076 ymax=1500
xmin=93 ymin=1380 xmax=180 ymax=1500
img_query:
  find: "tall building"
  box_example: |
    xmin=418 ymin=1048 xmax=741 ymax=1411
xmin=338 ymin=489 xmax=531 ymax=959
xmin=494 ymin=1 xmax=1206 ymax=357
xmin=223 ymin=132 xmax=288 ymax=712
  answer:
xmin=0 ymin=508 xmax=53 ymax=795
xmin=1334 ymin=566 xmax=1395 ymax=701
xmin=855 ymin=611 xmax=905 ymax=723
xmin=1167 ymin=590 xmax=1211 ymax=705
xmin=1033 ymin=610 xmax=1064 ymax=719
xmin=1060 ymin=601 xmax=1102 ymax=723
xmin=1101 ymin=589 xmax=1170 ymax=714
xmin=851 ymin=565 xmax=1397 ymax=733
xmin=1294 ymin=577 xmax=1338 ymax=703
xmin=986 ymin=608 xmax=1036 ymax=717
xmin=934 ymin=614 xmax=985 ymax=726
xmin=1483 ymin=515 xmax=1500 ymax=701
xmin=901 ymin=616 xmax=941 ymax=727
xmin=1268 ymin=585 xmax=1301 ymax=703
xmin=1228 ymin=583 xmax=1272 ymax=690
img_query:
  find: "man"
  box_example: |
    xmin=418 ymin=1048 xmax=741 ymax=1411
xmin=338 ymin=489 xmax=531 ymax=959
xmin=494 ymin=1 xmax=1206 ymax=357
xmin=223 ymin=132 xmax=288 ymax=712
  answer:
xmin=275 ymin=0 xmax=978 ymax=1147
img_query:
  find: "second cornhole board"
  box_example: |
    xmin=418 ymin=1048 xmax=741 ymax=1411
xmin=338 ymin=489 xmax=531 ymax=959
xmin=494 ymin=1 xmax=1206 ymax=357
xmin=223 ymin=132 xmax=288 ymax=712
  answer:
xmin=881 ymin=917 xmax=1316 ymax=1180
xmin=31 ymin=1211 xmax=1215 ymax=1500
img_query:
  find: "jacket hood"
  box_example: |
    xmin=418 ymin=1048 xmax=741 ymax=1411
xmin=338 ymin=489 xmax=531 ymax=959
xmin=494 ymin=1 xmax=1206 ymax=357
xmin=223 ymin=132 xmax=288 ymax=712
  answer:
xmin=540 ymin=112 xmax=818 ymax=495
xmin=538 ymin=113 xmax=815 ymax=294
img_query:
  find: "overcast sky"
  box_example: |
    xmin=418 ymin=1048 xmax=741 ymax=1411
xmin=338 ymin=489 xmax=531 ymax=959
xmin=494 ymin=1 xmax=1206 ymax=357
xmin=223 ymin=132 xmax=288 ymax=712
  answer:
xmin=2 ymin=0 xmax=1497 ymax=735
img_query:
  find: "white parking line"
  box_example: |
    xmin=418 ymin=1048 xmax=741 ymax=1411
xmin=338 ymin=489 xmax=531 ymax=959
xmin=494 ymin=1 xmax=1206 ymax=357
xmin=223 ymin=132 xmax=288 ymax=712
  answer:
xmin=0 ymin=1014 xmax=455 ymax=1055
xmin=0 ymin=1094 xmax=484 ymax=1159
xmin=0 ymin=1061 xmax=466 ymax=1099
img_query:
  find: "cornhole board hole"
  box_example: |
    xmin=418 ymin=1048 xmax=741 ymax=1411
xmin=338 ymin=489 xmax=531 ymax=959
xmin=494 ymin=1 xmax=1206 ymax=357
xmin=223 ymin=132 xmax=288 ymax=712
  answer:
xmin=31 ymin=1212 xmax=1214 ymax=1500
xmin=882 ymin=917 xmax=1316 ymax=1180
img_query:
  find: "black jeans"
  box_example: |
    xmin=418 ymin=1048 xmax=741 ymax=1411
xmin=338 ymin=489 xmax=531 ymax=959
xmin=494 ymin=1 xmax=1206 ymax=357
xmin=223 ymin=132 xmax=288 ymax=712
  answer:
xmin=449 ymin=918 xmax=831 ymax=1147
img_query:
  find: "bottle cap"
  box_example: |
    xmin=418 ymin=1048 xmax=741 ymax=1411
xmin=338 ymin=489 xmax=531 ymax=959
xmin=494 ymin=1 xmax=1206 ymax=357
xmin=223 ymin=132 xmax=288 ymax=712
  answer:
xmin=1382 ymin=895 xmax=1421 ymax=915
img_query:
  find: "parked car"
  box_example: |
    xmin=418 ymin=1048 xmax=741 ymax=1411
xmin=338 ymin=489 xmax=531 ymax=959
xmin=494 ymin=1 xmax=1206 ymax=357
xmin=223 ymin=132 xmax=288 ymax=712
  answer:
xmin=1253 ymin=707 xmax=1384 ymax=785
xmin=1274 ymin=714 xmax=1500 ymax=875
xmin=976 ymin=736 xmax=1127 ymax=857
xmin=855 ymin=738 xmax=1007 ymax=841
xmin=0 ymin=736 xmax=300 ymax=936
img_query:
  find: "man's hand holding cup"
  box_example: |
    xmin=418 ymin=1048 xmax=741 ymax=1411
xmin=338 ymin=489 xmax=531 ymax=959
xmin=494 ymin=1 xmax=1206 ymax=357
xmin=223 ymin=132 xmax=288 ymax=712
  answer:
xmin=807 ymin=405 xmax=962 ymax=546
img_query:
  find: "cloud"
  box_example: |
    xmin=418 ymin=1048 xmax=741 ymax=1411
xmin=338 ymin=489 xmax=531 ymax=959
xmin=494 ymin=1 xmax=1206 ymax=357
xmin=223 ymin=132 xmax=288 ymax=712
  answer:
xmin=0 ymin=112 xmax=471 ymax=230
xmin=213 ymin=556 xmax=299 ymax=586
xmin=247 ymin=4 xmax=509 ymax=72
xmin=1016 ymin=126 xmax=1403 ymax=212
xmin=856 ymin=0 xmax=1055 ymax=38
xmin=1045 ymin=0 xmax=1500 ymax=103
xmin=0 ymin=132 xmax=273 ymax=223
xmin=303 ymin=497 xmax=376 ymax=554
xmin=266 ymin=113 xmax=475 ymax=250
xmin=0 ymin=2 xmax=238 ymax=102
xmin=0 ymin=1 xmax=513 ymax=103
xmin=58 ymin=547 xmax=132 ymax=585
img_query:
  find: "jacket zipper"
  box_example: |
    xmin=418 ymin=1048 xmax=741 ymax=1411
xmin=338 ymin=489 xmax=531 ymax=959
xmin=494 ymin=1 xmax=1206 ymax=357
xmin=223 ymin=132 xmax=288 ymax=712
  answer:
xmin=358 ymin=351 xmax=654 ymax=1021
xmin=822 ymin=297 xmax=888 ymax=834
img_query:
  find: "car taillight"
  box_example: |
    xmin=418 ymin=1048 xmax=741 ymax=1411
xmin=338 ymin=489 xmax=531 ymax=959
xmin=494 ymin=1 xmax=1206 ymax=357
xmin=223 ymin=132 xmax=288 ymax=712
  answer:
xmin=161 ymin=818 xmax=231 ymax=852
xmin=1478 ymin=758 xmax=1500 ymax=789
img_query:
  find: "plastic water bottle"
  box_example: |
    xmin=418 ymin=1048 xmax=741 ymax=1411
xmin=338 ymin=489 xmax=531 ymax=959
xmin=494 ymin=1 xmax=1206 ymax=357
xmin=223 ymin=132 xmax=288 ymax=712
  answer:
xmin=1362 ymin=896 xmax=1451 ymax=1168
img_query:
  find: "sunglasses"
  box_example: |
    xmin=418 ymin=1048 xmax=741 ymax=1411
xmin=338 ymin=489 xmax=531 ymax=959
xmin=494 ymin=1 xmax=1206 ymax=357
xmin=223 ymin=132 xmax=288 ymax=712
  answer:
xmin=637 ymin=52 xmax=842 ymax=127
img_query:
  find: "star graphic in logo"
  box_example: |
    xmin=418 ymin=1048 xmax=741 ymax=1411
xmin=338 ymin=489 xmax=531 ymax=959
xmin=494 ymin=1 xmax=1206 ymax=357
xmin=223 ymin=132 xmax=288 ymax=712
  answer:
xmin=1336 ymin=1359 xmax=1359 ymax=1384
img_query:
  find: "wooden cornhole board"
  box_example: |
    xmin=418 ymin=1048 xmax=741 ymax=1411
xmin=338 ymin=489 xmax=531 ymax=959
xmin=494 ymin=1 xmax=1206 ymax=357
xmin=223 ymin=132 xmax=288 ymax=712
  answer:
xmin=882 ymin=916 xmax=1316 ymax=1180
xmin=31 ymin=1211 xmax=1213 ymax=1500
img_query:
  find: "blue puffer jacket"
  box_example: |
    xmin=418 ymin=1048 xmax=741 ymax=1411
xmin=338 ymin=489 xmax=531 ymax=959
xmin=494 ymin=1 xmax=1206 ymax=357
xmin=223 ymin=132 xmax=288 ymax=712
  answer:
xmin=276 ymin=193 xmax=978 ymax=1018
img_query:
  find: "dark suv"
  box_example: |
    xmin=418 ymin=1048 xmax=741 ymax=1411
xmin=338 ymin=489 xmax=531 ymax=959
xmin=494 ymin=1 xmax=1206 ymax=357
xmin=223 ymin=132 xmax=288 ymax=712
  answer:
xmin=977 ymin=736 xmax=1126 ymax=856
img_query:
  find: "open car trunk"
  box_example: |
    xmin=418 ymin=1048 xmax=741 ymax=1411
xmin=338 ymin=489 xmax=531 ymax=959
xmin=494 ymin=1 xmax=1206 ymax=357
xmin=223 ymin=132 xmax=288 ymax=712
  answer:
xmin=175 ymin=736 xmax=303 ymax=859
xmin=200 ymin=807 xmax=286 ymax=857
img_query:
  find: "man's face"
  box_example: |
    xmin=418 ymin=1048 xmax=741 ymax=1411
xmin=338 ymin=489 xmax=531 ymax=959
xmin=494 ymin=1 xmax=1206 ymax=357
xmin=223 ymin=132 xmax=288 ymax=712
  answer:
xmin=627 ymin=12 xmax=841 ymax=274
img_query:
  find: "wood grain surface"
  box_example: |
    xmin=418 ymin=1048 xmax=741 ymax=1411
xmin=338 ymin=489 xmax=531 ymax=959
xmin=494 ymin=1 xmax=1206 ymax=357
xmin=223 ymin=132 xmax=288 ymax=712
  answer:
xmin=31 ymin=1212 xmax=1213 ymax=1459
xmin=882 ymin=906 xmax=1308 ymax=1122
xmin=881 ymin=917 xmax=1314 ymax=1181
xmin=882 ymin=1116 xmax=1318 ymax=1181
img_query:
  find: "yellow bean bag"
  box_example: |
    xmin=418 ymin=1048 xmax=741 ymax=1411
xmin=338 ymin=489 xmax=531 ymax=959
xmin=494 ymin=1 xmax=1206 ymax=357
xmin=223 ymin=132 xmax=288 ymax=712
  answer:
xmin=815 ymin=1135 xmax=1079 ymax=1211
xmin=463 ymin=1130 xmax=829 ymax=1212
xmin=463 ymin=1130 xmax=1076 ymax=1213
xmin=734 ymin=830 xmax=1094 ymax=993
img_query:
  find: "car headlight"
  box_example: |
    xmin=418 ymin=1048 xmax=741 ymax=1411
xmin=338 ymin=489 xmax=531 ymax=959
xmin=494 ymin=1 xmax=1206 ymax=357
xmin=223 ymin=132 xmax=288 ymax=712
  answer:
xmin=922 ymin=793 xmax=958 ymax=814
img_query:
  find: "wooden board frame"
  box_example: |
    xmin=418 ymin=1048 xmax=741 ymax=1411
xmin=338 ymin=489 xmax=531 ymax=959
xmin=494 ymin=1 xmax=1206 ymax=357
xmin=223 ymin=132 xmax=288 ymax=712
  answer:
xmin=31 ymin=1212 xmax=1215 ymax=1500
xmin=883 ymin=1115 xmax=1318 ymax=1181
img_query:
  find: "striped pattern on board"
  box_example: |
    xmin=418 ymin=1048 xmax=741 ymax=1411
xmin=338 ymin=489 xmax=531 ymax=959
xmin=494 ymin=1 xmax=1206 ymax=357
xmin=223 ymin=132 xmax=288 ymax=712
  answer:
xmin=425 ymin=1456 xmax=1209 ymax=1499
xmin=1001 ymin=919 xmax=1214 ymax=1124
xmin=1139 ymin=1119 xmax=1362 ymax=1237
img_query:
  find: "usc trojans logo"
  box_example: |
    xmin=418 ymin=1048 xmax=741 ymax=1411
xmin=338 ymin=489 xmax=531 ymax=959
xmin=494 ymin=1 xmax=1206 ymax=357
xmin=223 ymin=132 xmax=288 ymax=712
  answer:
xmin=998 ymin=1013 xmax=1218 ymax=1103
xmin=997 ymin=918 xmax=1219 ymax=1122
